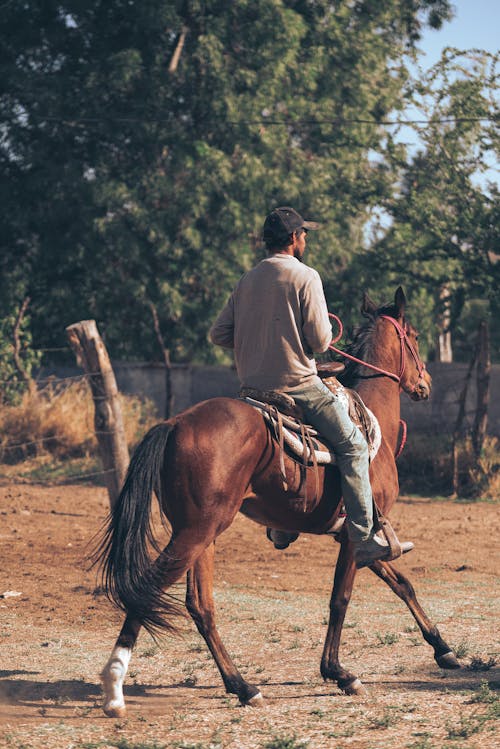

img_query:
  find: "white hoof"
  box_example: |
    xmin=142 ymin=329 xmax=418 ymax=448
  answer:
xmin=103 ymin=701 xmax=127 ymax=718
xmin=100 ymin=645 xmax=131 ymax=719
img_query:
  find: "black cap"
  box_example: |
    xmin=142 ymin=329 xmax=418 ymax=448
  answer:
xmin=263 ymin=206 xmax=321 ymax=242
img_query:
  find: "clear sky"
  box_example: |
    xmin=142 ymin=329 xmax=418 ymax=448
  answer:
xmin=398 ymin=1 xmax=499 ymax=187
xmin=418 ymin=0 xmax=499 ymax=64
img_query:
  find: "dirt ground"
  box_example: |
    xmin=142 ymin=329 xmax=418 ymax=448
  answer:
xmin=0 ymin=483 xmax=498 ymax=749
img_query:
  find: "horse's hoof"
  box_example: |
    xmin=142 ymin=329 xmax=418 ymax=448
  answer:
xmin=436 ymin=651 xmax=461 ymax=669
xmin=343 ymin=678 xmax=366 ymax=696
xmin=243 ymin=692 xmax=265 ymax=708
xmin=103 ymin=704 xmax=127 ymax=718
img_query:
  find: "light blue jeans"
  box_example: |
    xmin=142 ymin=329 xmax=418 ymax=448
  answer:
xmin=290 ymin=376 xmax=373 ymax=544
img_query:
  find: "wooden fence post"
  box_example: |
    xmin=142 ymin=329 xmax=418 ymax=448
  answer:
xmin=66 ymin=320 xmax=129 ymax=509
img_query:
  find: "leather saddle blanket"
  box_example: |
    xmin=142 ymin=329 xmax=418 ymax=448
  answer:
xmin=240 ymin=377 xmax=381 ymax=467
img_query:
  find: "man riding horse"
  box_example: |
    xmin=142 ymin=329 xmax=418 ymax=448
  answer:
xmin=210 ymin=206 xmax=413 ymax=569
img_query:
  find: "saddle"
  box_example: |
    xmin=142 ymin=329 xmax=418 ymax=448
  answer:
xmin=240 ymin=376 xmax=381 ymax=469
xmin=240 ymin=370 xmax=402 ymax=560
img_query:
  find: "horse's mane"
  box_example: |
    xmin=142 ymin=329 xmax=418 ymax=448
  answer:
xmin=337 ymin=302 xmax=399 ymax=388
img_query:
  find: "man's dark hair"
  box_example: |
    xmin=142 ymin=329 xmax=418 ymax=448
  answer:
xmin=264 ymin=227 xmax=306 ymax=253
xmin=264 ymin=233 xmax=293 ymax=253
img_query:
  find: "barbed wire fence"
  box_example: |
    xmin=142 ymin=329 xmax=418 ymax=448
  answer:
xmin=1 ymin=344 xmax=489 ymax=499
xmin=0 ymin=371 xmax=115 ymax=480
xmin=0 ymin=321 xmax=131 ymax=509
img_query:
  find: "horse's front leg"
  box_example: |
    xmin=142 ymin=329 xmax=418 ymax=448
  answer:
xmin=320 ymin=535 xmax=366 ymax=695
xmin=101 ymin=616 xmax=142 ymax=717
xmin=370 ymin=560 xmax=460 ymax=669
xmin=186 ymin=542 xmax=264 ymax=706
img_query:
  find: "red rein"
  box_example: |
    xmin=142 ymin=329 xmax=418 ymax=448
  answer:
xmin=326 ymin=312 xmax=423 ymax=458
xmin=327 ymin=312 xmax=426 ymax=385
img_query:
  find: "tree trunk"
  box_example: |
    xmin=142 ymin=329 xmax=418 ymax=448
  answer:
xmin=12 ymin=296 xmax=37 ymax=396
xmin=436 ymin=284 xmax=453 ymax=362
xmin=66 ymin=320 xmax=129 ymax=509
xmin=451 ymin=344 xmax=477 ymax=497
xmin=148 ymin=302 xmax=173 ymax=418
xmin=472 ymin=320 xmax=490 ymax=457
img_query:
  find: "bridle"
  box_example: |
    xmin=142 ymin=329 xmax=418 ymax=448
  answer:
xmin=327 ymin=312 xmax=427 ymax=460
xmin=328 ymin=313 xmax=427 ymax=392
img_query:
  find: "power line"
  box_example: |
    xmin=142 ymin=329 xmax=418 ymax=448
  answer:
xmin=24 ymin=113 xmax=495 ymax=127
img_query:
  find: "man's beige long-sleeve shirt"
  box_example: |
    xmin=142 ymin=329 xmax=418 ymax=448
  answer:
xmin=209 ymin=254 xmax=332 ymax=391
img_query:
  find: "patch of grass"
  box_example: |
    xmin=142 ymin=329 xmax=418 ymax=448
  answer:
xmin=309 ymin=707 xmax=325 ymax=718
xmin=81 ymin=741 xmax=167 ymax=749
xmin=406 ymin=736 xmax=434 ymax=749
xmin=267 ymin=631 xmax=281 ymax=643
xmin=0 ymin=454 xmax=104 ymax=484
xmin=376 ymin=632 xmax=400 ymax=646
xmin=325 ymin=726 xmax=355 ymax=739
xmin=187 ymin=641 xmax=205 ymax=653
xmin=468 ymin=680 xmax=499 ymax=704
xmin=445 ymin=711 xmax=486 ymax=740
xmin=467 ymin=656 xmax=497 ymax=671
xmin=139 ymin=645 xmax=160 ymax=658
xmin=404 ymin=624 xmax=418 ymax=633
xmin=262 ymin=737 xmax=308 ymax=749
xmin=0 ymin=380 xmax=156 ymax=470
xmin=397 ymin=432 xmax=500 ymax=500
xmin=454 ymin=641 xmax=471 ymax=659
xmin=367 ymin=708 xmax=399 ymax=729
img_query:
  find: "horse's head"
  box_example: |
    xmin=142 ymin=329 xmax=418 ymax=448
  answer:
xmin=361 ymin=287 xmax=432 ymax=401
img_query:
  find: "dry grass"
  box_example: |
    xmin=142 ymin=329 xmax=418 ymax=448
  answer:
xmin=0 ymin=379 xmax=157 ymax=464
xmin=398 ymin=432 xmax=500 ymax=500
xmin=466 ymin=436 xmax=500 ymax=500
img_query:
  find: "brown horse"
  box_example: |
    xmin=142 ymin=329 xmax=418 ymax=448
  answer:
xmin=95 ymin=287 xmax=460 ymax=717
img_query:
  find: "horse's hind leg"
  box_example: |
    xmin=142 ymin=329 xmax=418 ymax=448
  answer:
xmin=370 ymin=560 xmax=460 ymax=668
xmin=101 ymin=616 xmax=141 ymax=717
xmin=186 ymin=542 xmax=264 ymax=706
xmin=101 ymin=531 xmax=210 ymax=717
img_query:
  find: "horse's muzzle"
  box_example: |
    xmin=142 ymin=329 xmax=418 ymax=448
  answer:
xmin=410 ymin=377 xmax=431 ymax=401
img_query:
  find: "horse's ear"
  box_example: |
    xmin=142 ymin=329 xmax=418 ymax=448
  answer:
xmin=394 ymin=286 xmax=406 ymax=318
xmin=361 ymin=292 xmax=377 ymax=318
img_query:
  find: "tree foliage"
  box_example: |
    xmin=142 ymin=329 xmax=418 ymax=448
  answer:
xmin=0 ymin=0 xmax=454 ymax=369
xmin=347 ymin=49 xmax=499 ymax=360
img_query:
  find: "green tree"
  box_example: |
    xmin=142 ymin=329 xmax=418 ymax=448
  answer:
xmin=350 ymin=49 xmax=499 ymax=361
xmin=1 ymin=1 xmax=453 ymax=367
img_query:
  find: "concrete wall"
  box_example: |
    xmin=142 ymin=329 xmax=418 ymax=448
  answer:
xmin=401 ymin=362 xmax=499 ymax=436
xmin=111 ymin=362 xmax=240 ymax=417
xmin=41 ymin=361 xmax=500 ymax=436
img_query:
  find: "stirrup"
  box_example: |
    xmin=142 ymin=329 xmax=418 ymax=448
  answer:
xmin=376 ymin=515 xmax=407 ymax=561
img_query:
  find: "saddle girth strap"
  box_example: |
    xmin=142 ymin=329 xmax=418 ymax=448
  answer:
xmin=273 ymin=406 xmax=288 ymax=492
xmin=299 ymin=421 xmax=320 ymax=511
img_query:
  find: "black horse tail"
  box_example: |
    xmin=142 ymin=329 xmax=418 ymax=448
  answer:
xmin=92 ymin=421 xmax=184 ymax=636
